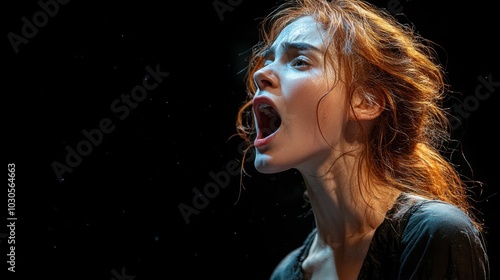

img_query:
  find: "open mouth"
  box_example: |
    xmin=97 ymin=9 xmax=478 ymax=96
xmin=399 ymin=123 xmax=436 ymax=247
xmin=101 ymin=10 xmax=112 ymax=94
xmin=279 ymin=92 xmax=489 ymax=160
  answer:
xmin=255 ymin=102 xmax=282 ymax=139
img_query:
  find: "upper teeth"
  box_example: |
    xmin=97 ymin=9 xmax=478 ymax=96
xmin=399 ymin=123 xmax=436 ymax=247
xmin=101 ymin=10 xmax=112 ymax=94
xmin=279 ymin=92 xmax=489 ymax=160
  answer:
xmin=258 ymin=103 xmax=275 ymax=117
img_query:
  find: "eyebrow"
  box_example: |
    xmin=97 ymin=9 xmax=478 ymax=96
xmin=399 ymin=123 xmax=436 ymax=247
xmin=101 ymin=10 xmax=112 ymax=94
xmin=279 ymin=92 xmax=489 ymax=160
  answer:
xmin=262 ymin=42 xmax=322 ymax=59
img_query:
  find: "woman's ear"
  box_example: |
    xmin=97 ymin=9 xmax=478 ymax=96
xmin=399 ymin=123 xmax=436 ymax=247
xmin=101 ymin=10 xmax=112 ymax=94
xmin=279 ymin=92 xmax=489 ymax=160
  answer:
xmin=349 ymin=91 xmax=385 ymax=121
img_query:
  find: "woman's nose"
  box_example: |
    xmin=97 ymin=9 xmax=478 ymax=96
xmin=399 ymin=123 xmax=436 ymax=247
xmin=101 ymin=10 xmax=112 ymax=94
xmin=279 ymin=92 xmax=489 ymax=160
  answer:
xmin=253 ymin=65 xmax=277 ymax=90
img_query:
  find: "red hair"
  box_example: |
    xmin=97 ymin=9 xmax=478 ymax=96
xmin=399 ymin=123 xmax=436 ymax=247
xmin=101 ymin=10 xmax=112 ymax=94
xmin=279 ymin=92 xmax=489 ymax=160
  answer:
xmin=236 ymin=0 xmax=484 ymax=230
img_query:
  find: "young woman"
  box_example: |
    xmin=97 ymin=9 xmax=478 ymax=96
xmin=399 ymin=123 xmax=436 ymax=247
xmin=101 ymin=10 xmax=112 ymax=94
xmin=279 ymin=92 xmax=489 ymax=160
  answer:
xmin=235 ymin=0 xmax=490 ymax=279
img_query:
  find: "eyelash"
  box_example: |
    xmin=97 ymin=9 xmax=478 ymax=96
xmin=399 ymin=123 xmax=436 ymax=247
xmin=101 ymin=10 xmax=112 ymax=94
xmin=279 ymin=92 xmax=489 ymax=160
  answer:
xmin=291 ymin=57 xmax=310 ymax=67
xmin=261 ymin=56 xmax=311 ymax=68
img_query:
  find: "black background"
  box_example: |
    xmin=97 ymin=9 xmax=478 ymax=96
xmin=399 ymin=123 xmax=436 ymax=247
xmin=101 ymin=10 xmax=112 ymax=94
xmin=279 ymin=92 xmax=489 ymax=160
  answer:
xmin=3 ymin=0 xmax=499 ymax=279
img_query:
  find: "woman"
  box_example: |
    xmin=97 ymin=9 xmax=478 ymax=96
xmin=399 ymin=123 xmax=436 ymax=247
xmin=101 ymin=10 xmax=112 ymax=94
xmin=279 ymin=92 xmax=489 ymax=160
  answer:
xmin=235 ymin=0 xmax=490 ymax=279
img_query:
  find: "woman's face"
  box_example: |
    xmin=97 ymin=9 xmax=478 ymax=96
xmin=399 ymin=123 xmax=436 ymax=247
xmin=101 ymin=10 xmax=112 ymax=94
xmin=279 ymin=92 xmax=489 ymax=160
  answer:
xmin=252 ymin=16 xmax=349 ymax=175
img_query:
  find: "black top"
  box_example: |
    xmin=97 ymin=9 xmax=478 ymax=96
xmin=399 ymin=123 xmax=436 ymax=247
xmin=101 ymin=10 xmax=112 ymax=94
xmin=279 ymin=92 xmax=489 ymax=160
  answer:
xmin=270 ymin=193 xmax=490 ymax=279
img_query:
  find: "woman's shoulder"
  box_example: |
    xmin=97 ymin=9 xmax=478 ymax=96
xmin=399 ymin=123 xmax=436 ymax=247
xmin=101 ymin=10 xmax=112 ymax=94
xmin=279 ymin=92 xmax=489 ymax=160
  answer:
xmin=390 ymin=194 xmax=490 ymax=279
xmin=399 ymin=193 xmax=478 ymax=235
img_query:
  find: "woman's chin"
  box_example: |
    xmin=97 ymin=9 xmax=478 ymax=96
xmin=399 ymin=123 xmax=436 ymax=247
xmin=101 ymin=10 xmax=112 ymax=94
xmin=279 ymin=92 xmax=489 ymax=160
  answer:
xmin=254 ymin=158 xmax=287 ymax=174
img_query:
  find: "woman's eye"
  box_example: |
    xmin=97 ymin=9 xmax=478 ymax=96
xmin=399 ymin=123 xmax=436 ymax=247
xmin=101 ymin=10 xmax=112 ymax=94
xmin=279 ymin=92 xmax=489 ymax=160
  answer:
xmin=291 ymin=57 xmax=310 ymax=67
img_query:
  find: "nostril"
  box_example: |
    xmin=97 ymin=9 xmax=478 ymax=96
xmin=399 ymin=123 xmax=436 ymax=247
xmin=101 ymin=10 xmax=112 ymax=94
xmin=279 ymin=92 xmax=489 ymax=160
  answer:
xmin=254 ymin=67 xmax=276 ymax=90
xmin=260 ymin=79 xmax=273 ymax=88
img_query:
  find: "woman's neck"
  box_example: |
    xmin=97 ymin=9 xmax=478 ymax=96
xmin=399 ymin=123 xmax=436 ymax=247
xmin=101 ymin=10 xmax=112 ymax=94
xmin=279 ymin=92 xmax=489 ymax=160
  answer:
xmin=300 ymin=171 xmax=401 ymax=280
xmin=301 ymin=168 xmax=400 ymax=249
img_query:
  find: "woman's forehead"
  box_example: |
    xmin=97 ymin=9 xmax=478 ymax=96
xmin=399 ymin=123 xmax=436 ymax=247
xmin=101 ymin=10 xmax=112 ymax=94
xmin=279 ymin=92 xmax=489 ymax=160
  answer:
xmin=271 ymin=16 xmax=327 ymax=51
